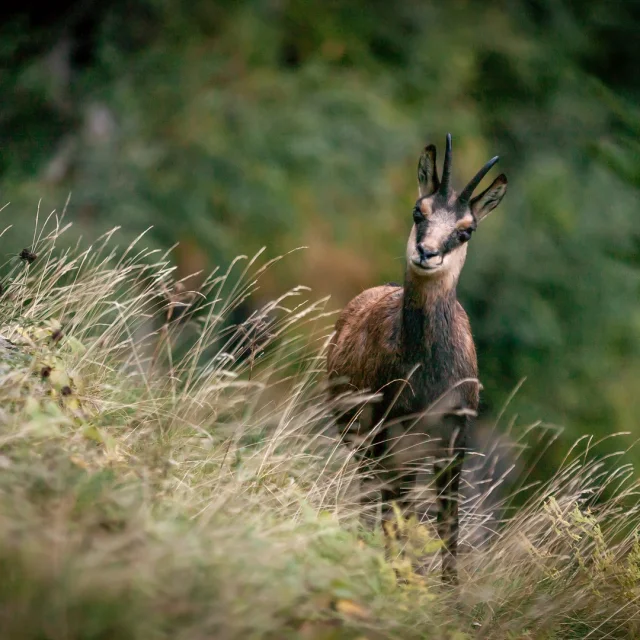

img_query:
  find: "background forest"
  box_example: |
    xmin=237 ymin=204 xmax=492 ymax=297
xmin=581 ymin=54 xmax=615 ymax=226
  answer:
xmin=2 ymin=0 xmax=640 ymax=468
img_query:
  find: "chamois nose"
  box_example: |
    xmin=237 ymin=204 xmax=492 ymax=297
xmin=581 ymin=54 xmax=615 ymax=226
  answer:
xmin=418 ymin=246 xmax=440 ymax=261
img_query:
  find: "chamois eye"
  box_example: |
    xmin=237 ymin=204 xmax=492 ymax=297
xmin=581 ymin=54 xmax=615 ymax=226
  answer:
xmin=413 ymin=206 xmax=424 ymax=224
xmin=458 ymin=228 xmax=474 ymax=243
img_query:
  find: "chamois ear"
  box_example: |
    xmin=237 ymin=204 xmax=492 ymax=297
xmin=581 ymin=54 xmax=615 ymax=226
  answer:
xmin=471 ymin=174 xmax=508 ymax=222
xmin=417 ymin=144 xmax=440 ymax=197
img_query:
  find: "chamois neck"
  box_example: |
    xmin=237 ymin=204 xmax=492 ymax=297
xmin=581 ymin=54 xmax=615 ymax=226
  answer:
xmin=403 ymin=268 xmax=458 ymax=308
xmin=401 ymin=268 xmax=457 ymax=349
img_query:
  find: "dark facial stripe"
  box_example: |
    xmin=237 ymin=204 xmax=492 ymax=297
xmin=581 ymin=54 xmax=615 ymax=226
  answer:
xmin=415 ymin=221 xmax=428 ymax=244
xmin=441 ymin=230 xmax=464 ymax=255
xmin=414 ymin=221 xmax=472 ymax=256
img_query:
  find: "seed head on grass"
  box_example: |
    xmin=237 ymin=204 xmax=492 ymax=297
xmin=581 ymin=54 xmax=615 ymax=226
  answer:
xmin=19 ymin=247 xmax=37 ymax=264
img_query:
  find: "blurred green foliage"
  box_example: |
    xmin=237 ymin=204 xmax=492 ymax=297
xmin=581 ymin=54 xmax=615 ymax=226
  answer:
xmin=1 ymin=0 xmax=640 ymax=466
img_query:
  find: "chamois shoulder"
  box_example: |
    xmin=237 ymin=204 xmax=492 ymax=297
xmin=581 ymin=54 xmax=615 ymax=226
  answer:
xmin=453 ymin=299 xmax=479 ymax=385
xmin=327 ymin=284 xmax=401 ymax=382
xmin=454 ymin=299 xmax=472 ymax=336
xmin=333 ymin=284 xmax=400 ymax=333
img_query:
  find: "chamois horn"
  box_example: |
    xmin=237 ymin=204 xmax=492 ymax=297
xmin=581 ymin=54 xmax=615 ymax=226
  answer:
xmin=438 ymin=133 xmax=453 ymax=198
xmin=458 ymin=155 xmax=500 ymax=205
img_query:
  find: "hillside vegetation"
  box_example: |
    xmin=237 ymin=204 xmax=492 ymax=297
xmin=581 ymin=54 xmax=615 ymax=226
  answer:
xmin=1 ymin=219 xmax=639 ymax=639
xmin=3 ymin=0 xmax=640 ymax=463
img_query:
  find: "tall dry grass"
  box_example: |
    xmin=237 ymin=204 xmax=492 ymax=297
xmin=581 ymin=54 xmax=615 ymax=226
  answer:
xmin=0 ymin=213 xmax=639 ymax=639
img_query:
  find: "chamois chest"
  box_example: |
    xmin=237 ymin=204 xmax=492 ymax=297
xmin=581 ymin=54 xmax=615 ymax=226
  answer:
xmin=380 ymin=294 xmax=478 ymax=419
xmin=327 ymin=284 xmax=479 ymax=422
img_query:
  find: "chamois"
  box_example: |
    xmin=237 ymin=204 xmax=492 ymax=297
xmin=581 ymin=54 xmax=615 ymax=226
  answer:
xmin=327 ymin=134 xmax=507 ymax=583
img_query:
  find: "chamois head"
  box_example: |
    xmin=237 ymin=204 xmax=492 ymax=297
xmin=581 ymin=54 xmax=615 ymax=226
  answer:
xmin=407 ymin=133 xmax=507 ymax=279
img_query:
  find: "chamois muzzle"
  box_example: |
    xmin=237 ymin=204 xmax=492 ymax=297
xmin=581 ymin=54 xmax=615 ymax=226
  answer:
xmin=417 ymin=246 xmax=441 ymax=262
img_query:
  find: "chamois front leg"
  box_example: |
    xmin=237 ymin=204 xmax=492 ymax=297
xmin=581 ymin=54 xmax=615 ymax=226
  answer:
xmin=434 ymin=415 xmax=468 ymax=585
xmin=367 ymin=415 xmax=420 ymax=565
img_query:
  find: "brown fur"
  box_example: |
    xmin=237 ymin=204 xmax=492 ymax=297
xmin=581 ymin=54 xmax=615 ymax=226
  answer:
xmin=326 ymin=268 xmax=479 ymax=464
xmin=327 ymin=285 xmax=477 ymax=406
xmin=326 ymin=135 xmax=507 ymax=584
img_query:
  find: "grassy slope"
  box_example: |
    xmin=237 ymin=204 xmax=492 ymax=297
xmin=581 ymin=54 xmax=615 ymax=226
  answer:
xmin=1 ymin=218 xmax=640 ymax=639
